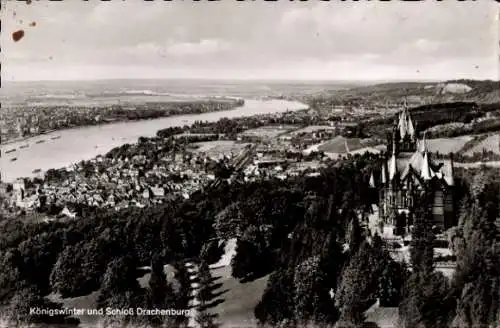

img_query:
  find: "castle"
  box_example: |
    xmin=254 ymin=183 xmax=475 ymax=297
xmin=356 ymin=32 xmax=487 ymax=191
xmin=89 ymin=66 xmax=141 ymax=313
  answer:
xmin=369 ymin=106 xmax=456 ymax=236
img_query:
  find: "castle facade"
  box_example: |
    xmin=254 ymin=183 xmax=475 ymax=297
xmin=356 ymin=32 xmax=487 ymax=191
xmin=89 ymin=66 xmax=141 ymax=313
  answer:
xmin=369 ymin=107 xmax=455 ymax=235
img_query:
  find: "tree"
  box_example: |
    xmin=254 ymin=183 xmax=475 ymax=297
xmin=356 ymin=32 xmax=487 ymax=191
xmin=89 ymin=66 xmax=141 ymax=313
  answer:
xmin=198 ymin=260 xmax=213 ymax=306
xmin=399 ymin=183 xmax=457 ymax=328
xmin=451 ymin=179 xmax=500 ymax=328
xmin=335 ymin=310 xmax=365 ymax=328
xmin=214 ymin=202 xmax=245 ymax=239
xmin=200 ymin=240 xmax=225 ymax=265
xmin=335 ymin=241 xmax=387 ymax=326
xmin=50 ymin=240 xmax=110 ymax=297
xmin=97 ymin=255 xmax=149 ymax=328
xmin=410 ymin=189 xmax=435 ymax=274
xmin=0 ymin=249 xmax=27 ymax=305
xmin=231 ymin=226 xmax=272 ymax=280
xmin=5 ymin=286 xmax=80 ymax=327
xmin=377 ymin=260 xmax=407 ymax=307
xmin=146 ymin=254 xmax=177 ymax=327
xmin=196 ymin=311 xmax=217 ymax=328
xmin=99 ymin=255 xmax=142 ymax=304
xmin=148 ymin=252 xmax=168 ymax=308
xmin=293 ymin=256 xmax=336 ymax=325
xmin=255 ymin=268 xmax=296 ymax=326
xmin=17 ymin=232 xmax=64 ymax=296
xmin=169 ymin=261 xmax=190 ymax=327
xmin=347 ymin=216 xmax=364 ymax=253
xmin=399 ymin=270 xmax=456 ymax=328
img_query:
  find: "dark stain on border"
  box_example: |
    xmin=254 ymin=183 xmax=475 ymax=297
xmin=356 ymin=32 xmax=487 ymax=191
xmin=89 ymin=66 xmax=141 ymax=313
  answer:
xmin=12 ymin=30 xmax=25 ymax=42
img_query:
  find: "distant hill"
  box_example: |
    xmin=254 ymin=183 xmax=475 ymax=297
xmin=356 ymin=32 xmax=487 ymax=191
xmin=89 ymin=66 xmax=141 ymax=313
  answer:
xmin=320 ymin=79 xmax=499 ymax=105
xmin=363 ymin=101 xmax=492 ymax=139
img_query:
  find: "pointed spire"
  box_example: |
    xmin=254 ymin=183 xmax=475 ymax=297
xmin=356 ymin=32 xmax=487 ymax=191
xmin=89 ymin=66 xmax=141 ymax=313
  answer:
xmin=381 ymin=162 xmax=387 ymax=184
xmin=369 ymin=172 xmax=376 ymax=188
xmin=406 ymin=112 xmax=415 ymax=139
xmin=445 ymin=154 xmax=455 ymax=186
xmin=419 ymin=131 xmax=427 ymax=153
xmin=398 ymin=110 xmax=407 ymax=139
xmin=421 ymin=151 xmax=433 ymax=180
xmin=389 ymin=134 xmax=397 ymax=181
xmin=392 ymin=130 xmax=397 ymax=155
xmin=389 ymin=153 xmax=397 ymax=181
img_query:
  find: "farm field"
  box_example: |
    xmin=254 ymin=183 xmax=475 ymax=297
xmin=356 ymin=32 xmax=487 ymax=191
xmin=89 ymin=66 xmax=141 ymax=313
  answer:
xmin=317 ymin=136 xmax=380 ymax=153
xmin=463 ymin=134 xmax=500 ymax=156
xmin=190 ymin=140 xmax=250 ymax=158
xmin=425 ymin=136 xmax=473 ymax=154
xmin=289 ymin=125 xmax=336 ymax=135
xmin=241 ymin=125 xmax=298 ymax=139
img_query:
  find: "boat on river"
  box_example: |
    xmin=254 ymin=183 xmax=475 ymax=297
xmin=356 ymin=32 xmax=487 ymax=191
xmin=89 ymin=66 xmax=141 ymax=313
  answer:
xmin=11 ymin=157 xmax=17 ymax=162
xmin=51 ymin=135 xmax=61 ymax=140
xmin=35 ymin=140 xmax=46 ymax=144
xmin=20 ymin=144 xmax=29 ymax=149
xmin=5 ymin=148 xmax=16 ymax=154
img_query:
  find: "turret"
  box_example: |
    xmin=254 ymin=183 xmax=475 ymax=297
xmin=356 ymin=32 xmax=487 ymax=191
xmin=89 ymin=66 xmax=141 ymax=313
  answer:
xmin=444 ymin=153 xmax=455 ymax=186
xmin=369 ymin=172 xmax=376 ymax=188
xmin=420 ymin=151 xmax=434 ymax=181
xmin=388 ymin=131 xmax=397 ymax=181
xmin=396 ymin=104 xmax=417 ymax=153
xmin=406 ymin=113 xmax=415 ymax=139
xmin=398 ymin=109 xmax=408 ymax=140
xmin=418 ymin=131 xmax=427 ymax=153
xmin=381 ymin=161 xmax=387 ymax=185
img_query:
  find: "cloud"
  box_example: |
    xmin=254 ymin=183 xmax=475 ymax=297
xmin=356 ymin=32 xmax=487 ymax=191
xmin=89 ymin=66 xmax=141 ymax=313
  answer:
xmin=413 ymin=39 xmax=441 ymax=54
xmin=162 ymin=39 xmax=231 ymax=57
xmin=1 ymin=0 xmax=497 ymax=81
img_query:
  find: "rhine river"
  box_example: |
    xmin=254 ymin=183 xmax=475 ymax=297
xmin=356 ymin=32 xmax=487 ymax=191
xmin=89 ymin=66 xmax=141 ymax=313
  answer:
xmin=0 ymin=99 xmax=307 ymax=182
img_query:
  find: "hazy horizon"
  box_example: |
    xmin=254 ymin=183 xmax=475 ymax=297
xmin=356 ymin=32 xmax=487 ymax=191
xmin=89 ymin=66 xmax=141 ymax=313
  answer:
xmin=2 ymin=1 xmax=498 ymax=82
xmin=2 ymin=77 xmax=493 ymax=84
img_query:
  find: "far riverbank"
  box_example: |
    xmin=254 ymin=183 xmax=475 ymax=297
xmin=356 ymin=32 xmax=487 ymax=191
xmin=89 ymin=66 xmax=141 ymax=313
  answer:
xmin=1 ymin=97 xmax=244 ymax=146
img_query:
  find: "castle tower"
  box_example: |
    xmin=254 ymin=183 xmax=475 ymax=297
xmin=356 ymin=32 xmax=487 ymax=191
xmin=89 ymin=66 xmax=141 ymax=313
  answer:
xmin=396 ymin=103 xmax=417 ymax=153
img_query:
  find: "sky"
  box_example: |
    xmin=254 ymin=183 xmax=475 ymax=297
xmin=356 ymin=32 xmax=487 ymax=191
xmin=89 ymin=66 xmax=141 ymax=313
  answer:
xmin=1 ymin=0 xmax=498 ymax=82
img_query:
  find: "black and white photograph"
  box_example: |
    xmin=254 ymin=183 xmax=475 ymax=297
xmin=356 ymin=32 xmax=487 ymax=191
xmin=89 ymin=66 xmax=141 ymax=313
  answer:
xmin=0 ymin=0 xmax=499 ymax=327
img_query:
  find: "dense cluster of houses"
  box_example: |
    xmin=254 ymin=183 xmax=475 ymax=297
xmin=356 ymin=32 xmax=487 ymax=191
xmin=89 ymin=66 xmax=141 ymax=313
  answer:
xmin=14 ymin=152 xmax=221 ymax=212
xmin=8 ymin=133 xmax=331 ymax=215
xmin=3 ymin=107 xmax=373 ymax=217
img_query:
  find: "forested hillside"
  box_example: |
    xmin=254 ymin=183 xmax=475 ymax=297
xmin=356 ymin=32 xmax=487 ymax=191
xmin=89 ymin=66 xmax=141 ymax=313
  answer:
xmin=0 ymin=154 xmax=498 ymax=328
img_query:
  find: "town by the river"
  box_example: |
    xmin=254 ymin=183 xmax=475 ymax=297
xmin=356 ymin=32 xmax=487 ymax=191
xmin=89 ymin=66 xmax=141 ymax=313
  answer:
xmin=0 ymin=99 xmax=307 ymax=182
